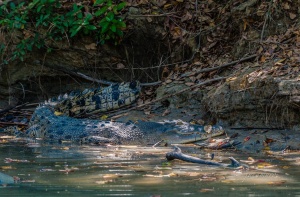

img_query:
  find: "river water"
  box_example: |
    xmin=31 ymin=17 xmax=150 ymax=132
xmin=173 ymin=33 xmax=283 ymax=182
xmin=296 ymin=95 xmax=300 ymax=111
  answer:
xmin=0 ymin=139 xmax=300 ymax=197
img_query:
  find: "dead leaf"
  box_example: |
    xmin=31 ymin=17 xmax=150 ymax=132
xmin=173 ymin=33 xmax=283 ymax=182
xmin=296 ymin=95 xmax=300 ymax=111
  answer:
xmin=283 ymin=3 xmax=290 ymax=10
xmin=144 ymin=109 xmax=151 ymax=115
xmin=84 ymin=43 xmax=97 ymax=50
xmin=200 ymin=188 xmax=214 ymax=192
xmin=207 ymin=36 xmax=213 ymax=42
xmin=243 ymin=19 xmax=249 ymax=31
xmin=289 ymin=12 xmax=297 ymax=20
xmin=264 ymin=137 xmax=276 ymax=144
xmin=243 ymin=136 xmax=250 ymax=142
xmin=164 ymin=4 xmax=172 ymax=9
xmin=196 ymin=119 xmax=205 ymax=125
xmin=193 ymin=61 xmax=201 ymax=65
xmin=226 ymin=77 xmax=237 ymax=82
xmin=267 ymin=181 xmax=286 ymax=186
xmin=162 ymin=109 xmax=170 ymax=116
xmin=116 ymin=63 xmax=125 ymax=69
xmin=274 ymin=59 xmax=285 ymax=65
xmin=100 ymin=115 xmax=108 ymax=120
xmin=185 ymin=82 xmax=195 ymax=86
xmin=54 ymin=111 xmax=63 ymax=116
xmin=181 ymin=11 xmax=192 ymax=22
xmin=204 ymin=125 xmax=212 ymax=133
xmin=166 ymin=79 xmax=172 ymax=84
xmin=260 ymin=55 xmax=266 ymax=62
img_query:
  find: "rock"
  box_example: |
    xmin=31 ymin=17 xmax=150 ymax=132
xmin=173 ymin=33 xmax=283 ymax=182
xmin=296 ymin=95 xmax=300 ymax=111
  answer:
xmin=204 ymin=71 xmax=300 ymax=128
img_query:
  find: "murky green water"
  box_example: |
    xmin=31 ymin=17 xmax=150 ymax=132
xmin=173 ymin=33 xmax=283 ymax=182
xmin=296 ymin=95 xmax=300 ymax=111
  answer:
xmin=0 ymin=139 xmax=300 ymax=197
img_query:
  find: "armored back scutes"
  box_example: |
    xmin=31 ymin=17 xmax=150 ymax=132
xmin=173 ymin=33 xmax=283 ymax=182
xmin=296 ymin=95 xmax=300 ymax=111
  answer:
xmin=50 ymin=81 xmax=141 ymax=116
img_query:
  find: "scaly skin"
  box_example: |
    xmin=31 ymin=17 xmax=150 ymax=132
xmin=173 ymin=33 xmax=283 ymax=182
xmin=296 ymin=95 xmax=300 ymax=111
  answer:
xmin=20 ymin=106 xmax=225 ymax=145
xmin=53 ymin=81 xmax=140 ymax=116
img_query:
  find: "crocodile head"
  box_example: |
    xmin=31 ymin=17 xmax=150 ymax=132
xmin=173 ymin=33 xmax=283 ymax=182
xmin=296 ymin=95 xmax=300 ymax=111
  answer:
xmin=158 ymin=125 xmax=225 ymax=144
xmin=134 ymin=121 xmax=225 ymax=145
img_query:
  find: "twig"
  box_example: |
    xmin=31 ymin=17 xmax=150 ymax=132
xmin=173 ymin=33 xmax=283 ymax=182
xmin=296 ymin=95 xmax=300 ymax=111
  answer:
xmin=0 ymin=102 xmax=31 ymax=115
xmin=0 ymin=122 xmax=27 ymax=126
xmin=260 ymin=1 xmax=272 ymax=42
xmin=77 ymin=71 xmax=162 ymax=86
xmin=76 ymin=72 xmax=114 ymax=85
xmin=109 ymin=77 xmax=226 ymax=119
xmin=128 ymin=12 xmax=178 ymax=17
xmin=180 ymin=54 xmax=257 ymax=78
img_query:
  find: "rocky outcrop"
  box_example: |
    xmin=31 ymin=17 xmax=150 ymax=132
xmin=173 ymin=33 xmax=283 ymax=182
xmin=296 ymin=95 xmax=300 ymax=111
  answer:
xmin=204 ymin=72 xmax=300 ymax=128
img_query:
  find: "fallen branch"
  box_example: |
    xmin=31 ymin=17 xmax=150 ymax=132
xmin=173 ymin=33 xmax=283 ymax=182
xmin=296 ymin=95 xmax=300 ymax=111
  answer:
xmin=180 ymin=54 xmax=257 ymax=78
xmin=38 ymin=55 xmax=256 ymax=87
xmin=0 ymin=102 xmax=31 ymax=115
xmin=40 ymin=61 xmax=162 ymax=86
xmin=75 ymin=72 xmax=114 ymax=85
xmin=109 ymin=77 xmax=226 ymax=119
xmin=166 ymin=146 xmax=247 ymax=168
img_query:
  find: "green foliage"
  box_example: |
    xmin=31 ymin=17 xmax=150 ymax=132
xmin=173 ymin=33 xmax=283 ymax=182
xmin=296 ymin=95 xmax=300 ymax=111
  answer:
xmin=94 ymin=0 xmax=126 ymax=44
xmin=0 ymin=0 xmax=127 ymax=63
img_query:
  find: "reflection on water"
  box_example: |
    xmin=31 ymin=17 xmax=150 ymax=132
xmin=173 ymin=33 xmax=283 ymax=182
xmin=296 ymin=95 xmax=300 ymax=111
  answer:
xmin=0 ymin=140 xmax=300 ymax=197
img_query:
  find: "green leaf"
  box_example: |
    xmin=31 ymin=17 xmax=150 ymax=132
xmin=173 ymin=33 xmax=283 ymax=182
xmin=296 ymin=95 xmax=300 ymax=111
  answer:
xmin=99 ymin=18 xmax=107 ymax=25
xmin=9 ymin=2 xmax=15 ymax=10
xmin=37 ymin=5 xmax=43 ymax=12
xmin=70 ymin=25 xmax=82 ymax=37
xmin=114 ymin=20 xmax=126 ymax=28
xmin=77 ymin=12 xmax=83 ymax=19
xmin=94 ymin=6 xmax=108 ymax=17
xmin=101 ymin=21 xmax=110 ymax=33
xmin=94 ymin=0 xmax=106 ymax=5
xmin=110 ymin=24 xmax=116 ymax=32
xmin=112 ymin=6 xmax=117 ymax=14
xmin=63 ymin=21 xmax=68 ymax=27
xmin=116 ymin=29 xmax=123 ymax=37
xmin=27 ymin=44 xmax=32 ymax=51
xmin=85 ymin=25 xmax=97 ymax=30
xmin=107 ymin=0 xmax=112 ymax=6
xmin=85 ymin=13 xmax=93 ymax=21
xmin=116 ymin=2 xmax=126 ymax=11
xmin=106 ymin=12 xmax=114 ymax=21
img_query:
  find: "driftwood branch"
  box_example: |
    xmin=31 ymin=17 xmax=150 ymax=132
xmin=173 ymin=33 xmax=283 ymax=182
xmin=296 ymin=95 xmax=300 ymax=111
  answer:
xmin=75 ymin=72 xmax=114 ymax=85
xmin=166 ymin=146 xmax=247 ymax=168
xmin=180 ymin=54 xmax=257 ymax=78
xmin=109 ymin=77 xmax=225 ymax=119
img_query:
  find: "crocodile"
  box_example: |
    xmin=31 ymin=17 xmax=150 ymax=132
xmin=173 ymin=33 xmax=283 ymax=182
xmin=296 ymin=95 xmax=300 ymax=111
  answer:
xmin=15 ymin=106 xmax=224 ymax=145
xmin=7 ymin=81 xmax=225 ymax=145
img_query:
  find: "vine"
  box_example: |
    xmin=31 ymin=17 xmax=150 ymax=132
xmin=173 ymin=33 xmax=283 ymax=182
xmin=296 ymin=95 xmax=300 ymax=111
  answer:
xmin=0 ymin=0 xmax=126 ymax=64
